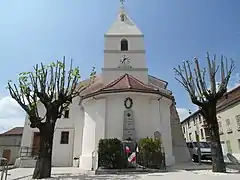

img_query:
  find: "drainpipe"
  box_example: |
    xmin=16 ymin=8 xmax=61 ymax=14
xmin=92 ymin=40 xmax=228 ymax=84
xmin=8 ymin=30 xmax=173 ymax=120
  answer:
xmin=91 ymin=151 xmax=95 ymax=171
xmin=196 ymin=117 xmax=202 ymax=165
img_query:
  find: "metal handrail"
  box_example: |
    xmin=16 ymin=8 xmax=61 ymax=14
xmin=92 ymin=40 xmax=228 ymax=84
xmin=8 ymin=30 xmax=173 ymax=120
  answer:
xmin=0 ymin=158 xmax=9 ymax=180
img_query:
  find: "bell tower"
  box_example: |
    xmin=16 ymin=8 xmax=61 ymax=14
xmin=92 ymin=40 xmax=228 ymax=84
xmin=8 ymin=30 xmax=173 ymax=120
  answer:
xmin=102 ymin=2 xmax=148 ymax=85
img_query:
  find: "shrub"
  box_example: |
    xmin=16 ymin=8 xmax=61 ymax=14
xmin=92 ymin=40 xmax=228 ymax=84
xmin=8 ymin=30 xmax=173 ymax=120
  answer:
xmin=137 ymin=137 xmax=165 ymax=169
xmin=98 ymin=138 xmax=126 ymax=169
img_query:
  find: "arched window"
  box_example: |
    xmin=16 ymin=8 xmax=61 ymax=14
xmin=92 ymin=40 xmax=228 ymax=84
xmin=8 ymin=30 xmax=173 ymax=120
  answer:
xmin=120 ymin=13 xmax=125 ymax=21
xmin=121 ymin=39 xmax=128 ymax=51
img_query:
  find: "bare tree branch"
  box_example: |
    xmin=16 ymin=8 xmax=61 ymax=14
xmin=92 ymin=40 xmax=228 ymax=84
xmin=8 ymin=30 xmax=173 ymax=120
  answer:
xmin=174 ymin=53 xmax=235 ymax=108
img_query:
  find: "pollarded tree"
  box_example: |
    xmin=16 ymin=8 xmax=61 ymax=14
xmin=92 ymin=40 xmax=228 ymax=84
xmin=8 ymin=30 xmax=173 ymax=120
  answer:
xmin=174 ymin=53 xmax=234 ymax=172
xmin=7 ymin=57 xmax=96 ymax=179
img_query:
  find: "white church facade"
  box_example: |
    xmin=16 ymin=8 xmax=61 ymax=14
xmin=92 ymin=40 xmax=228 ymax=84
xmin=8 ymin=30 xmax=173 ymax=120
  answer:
xmin=19 ymin=5 xmax=191 ymax=169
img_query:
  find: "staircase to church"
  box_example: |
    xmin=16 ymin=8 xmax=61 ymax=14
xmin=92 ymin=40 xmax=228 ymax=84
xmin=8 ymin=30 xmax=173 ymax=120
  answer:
xmin=170 ymin=101 xmax=192 ymax=163
xmin=14 ymin=147 xmax=37 ymax=168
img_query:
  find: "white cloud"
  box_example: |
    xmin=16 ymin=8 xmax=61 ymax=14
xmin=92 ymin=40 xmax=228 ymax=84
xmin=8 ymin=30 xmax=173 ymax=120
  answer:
xmin=206 ymin=73 xmax=240 ymax=92
xmin=227 ymin=73 xmax=240 ymax=91
xmin=177 ymin=108 xmax=190 ymax=122
xmin=177 ymin=106 xmax=199 ymax=122
xmin=0 ymin=96 xmax=25 ymax=133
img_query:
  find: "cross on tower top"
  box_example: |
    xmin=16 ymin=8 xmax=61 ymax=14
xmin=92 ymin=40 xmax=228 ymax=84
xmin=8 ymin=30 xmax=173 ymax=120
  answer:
xmin=120 ymin=0 xmax=125 ymax=5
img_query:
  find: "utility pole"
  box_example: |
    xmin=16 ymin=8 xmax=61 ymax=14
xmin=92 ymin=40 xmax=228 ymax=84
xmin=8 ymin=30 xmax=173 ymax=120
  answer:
xmin=195 ymin=114 xmax=201 ymax=165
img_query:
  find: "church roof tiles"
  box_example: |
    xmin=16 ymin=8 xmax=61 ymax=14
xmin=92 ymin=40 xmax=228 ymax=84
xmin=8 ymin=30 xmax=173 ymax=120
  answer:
xmin=102 ymin=73 xmax=155 ymax=91
xmin=81 ymin=74 xmax=173 ymax=99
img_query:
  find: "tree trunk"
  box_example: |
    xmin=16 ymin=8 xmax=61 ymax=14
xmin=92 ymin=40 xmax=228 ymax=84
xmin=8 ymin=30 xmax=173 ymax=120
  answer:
xmin=32 ymin=122 xmax=55 ymax=179
xmin=207 ymin=105 xmax=226 ymax=173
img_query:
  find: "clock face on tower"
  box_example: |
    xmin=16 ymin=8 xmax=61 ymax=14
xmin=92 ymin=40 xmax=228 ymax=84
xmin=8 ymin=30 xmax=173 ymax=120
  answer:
xmin=120 ymin=55 xmax=130 ymax=65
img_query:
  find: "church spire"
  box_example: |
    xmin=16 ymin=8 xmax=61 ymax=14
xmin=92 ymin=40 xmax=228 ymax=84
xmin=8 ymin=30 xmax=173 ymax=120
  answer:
xmin=105 ymin=0 xmax=142 ymax=36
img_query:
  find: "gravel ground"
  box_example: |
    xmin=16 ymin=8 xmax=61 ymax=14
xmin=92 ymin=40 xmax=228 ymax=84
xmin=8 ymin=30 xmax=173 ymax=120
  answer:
xmin=5 ymin=167 xmax=240 ymax=180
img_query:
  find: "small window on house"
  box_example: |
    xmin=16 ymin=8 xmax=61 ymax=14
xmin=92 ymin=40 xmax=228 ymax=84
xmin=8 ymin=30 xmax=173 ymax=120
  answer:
xmin=226 ymin=119 xmax=232 ymax=133
xmin=182 ymin=127 xmax=185 ymax=134
xmin=121 ymin=39 xmax=128 ymax=51
xmin=226 ymin=140 xmax=232 ymax=154
xmin=238 ymin=139 xmax=240 ymax=150
xmin=199 ymin=115 xmax=202 ymax=123
xmin=60 ymin=131 xmax=69 ymax=144
xmin=218 ymin=121 xmax=223 ymax=134
xmin=64 ymin=109 xmax=69 ymax=118
xmin=187 ymin=120 xmax=191 ymax=128
xmin=235 ymin=115 xmax=240 ymax=129
xmin=195 ymin=131 xmax=199 ymax=141
xmin=200 ymin=129 xmax=204 ymax=139
xmin=189 ymin=133 xmax=192 ymax=141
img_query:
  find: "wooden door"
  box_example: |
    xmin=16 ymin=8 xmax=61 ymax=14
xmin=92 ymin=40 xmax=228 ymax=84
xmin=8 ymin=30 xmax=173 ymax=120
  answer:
xmin=32 ymin=132 xmax=40 ymax=156
xmin=2 ymin=149 xmax=11 ymax=162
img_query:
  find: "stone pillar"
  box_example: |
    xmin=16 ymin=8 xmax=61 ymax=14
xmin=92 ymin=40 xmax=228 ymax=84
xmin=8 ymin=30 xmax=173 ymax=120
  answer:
xmin=123 ymin=110 xmax=135 ymax=141
xmin=94 ymin=99 xmax=106 ymax=170
xmin=72 ymin=103 xmax=85 ymax=166
xmin=170 ymin=102 xmax=192 ymax=163
xmin=79 ymin=102 xmax=96 ymax=170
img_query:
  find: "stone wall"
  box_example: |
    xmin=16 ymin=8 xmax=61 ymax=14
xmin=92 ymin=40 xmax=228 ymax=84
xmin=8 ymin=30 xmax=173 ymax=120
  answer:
xmin=170 ymin=100 xmax=192 ymax=163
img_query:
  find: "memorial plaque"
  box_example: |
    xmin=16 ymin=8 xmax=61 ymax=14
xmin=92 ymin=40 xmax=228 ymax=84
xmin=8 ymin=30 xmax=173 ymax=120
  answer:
xmin=123 ymin=110 xmax=135 ymax=140
xmin=123 ymin=121 xmax=134 ymax=129
xmin=154 ymin=131 xmax=161 ymax=139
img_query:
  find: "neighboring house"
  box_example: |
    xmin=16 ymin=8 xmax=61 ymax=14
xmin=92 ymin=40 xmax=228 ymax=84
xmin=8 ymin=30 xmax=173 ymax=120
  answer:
xmin=0 ymin=127 xmax=23 ymax=165
xmin=181 ymin=110 xmax=209 ymax=142
xmin=19 ymin=3 xmax=190 ymax=169
xmin=181 ymin=85 xmax=240 ymax=160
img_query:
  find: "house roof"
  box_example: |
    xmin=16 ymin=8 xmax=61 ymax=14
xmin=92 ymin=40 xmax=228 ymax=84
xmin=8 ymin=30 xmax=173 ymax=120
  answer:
xmin=0 ymin=127 xmax=24 ymax=136
xmin=81 ymin=73 xmax=173 ymax=99
xmin=216 ymin=85 xmax=240 ymax=112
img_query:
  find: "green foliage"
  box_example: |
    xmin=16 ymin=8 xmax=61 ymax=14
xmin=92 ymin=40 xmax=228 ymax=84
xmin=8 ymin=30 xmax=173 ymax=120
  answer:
xmin=138 ymin=137 xmax=162 ymax=153
xmin=98 ymin=138 xmax=126 ymax=169
xmin=7 ymin=57 xmax=96 ymax=128
xmin=137 ymin=137 xmax=165 ymax=169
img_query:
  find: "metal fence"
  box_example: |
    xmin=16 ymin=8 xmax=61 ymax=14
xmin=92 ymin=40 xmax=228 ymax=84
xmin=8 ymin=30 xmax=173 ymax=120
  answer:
xmin=136 ymin=151 xmax=166 ymax=169
xmin=20 ymin=147 xmax=39 ymax=158
xmin=122 ymin=140 xmax=166 ymax=170
xmin=0 ymin=158 xmax=9 ymax=180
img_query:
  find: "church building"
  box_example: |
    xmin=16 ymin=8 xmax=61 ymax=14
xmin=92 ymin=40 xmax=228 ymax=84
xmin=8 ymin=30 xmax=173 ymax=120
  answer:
xmin=19 ymin=3 xmax=191 ymax=169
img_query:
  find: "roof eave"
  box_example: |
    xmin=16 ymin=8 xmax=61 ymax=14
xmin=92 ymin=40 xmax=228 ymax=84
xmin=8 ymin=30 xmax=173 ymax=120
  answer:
xmin=82 ymin=89 xmax=173 ymax=101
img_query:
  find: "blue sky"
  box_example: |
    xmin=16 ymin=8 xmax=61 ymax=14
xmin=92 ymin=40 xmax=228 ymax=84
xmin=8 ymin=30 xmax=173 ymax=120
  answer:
xmin=0 ymin=0 xmax=240 ymax=131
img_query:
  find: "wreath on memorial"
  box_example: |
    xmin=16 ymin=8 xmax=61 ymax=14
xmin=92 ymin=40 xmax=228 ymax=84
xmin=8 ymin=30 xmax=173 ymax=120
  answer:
xmin=124 ymin=97 xmax=133 ymax=109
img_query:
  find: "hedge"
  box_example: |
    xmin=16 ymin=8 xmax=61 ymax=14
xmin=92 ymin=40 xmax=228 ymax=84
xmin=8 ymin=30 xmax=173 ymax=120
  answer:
xmin=98 ymin=138 xmax=127 ymax=169
xmin=137 ymin=137 xmax=165 ymax=169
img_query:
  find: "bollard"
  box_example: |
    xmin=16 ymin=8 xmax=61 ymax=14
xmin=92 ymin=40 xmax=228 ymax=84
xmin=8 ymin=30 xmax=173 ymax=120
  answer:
xmin=0 ymin=158 xmax=9 ymax=180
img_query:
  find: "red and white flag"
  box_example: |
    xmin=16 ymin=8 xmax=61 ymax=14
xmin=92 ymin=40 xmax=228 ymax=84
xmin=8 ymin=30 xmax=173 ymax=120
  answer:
xmin=125 ymin=146 xmax=131 ymax=153
xmin=128 ymin=152 xmax=136 ymax=163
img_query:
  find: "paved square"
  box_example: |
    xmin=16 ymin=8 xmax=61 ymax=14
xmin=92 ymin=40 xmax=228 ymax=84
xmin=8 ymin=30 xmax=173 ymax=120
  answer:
xmin=5 ymin=167 xmax=240 ymax=180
